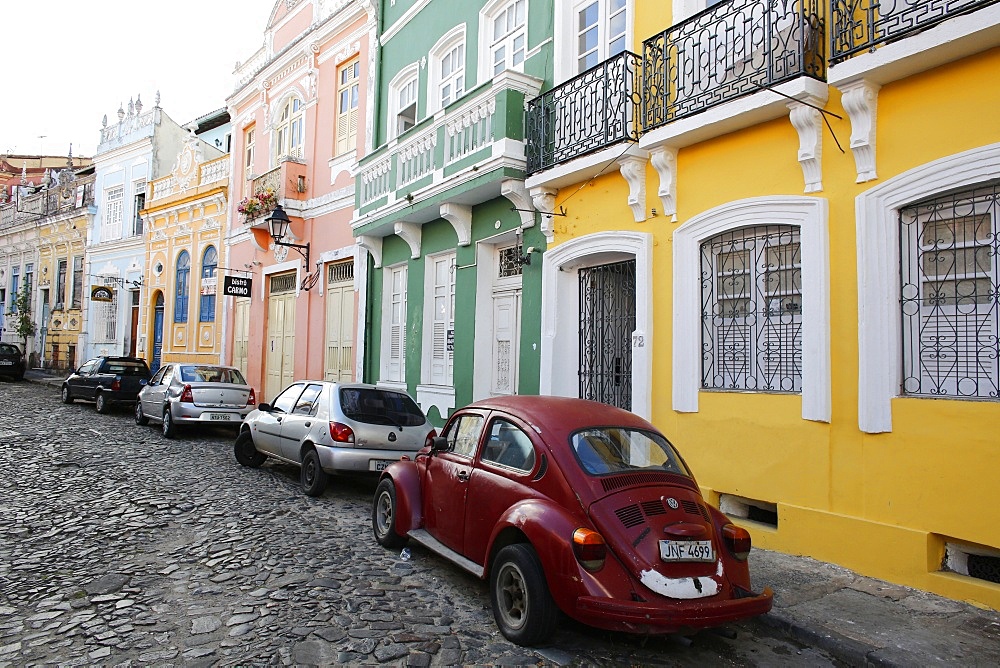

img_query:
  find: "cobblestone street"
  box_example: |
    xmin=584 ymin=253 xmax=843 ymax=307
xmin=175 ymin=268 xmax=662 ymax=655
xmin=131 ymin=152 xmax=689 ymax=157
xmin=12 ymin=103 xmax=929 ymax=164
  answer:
xmin=0 ymin=380 xmax=837 ymax=666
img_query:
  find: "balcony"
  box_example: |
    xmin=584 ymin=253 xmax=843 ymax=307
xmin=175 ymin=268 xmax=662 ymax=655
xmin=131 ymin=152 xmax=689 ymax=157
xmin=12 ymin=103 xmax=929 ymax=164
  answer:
xmin=643 ymin=0 xmax=825 ymax=132
xmin=0 ymin=178 xmax=95 ymax=229
xmin=148 ymin=155 xmax=231 ymax=203
xmin=244 ymin=159 xmax=307 ymax=227
xmin=354 ymin=70 xmax=542 ymax=237
xmin=525 ymin=51 xmax=642 ymax=175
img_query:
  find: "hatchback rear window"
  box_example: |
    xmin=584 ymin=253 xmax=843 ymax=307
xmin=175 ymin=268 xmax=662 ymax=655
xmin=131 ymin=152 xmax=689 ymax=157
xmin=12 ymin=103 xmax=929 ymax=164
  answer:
xmin=340 ymin=388 xmax=426 ymax=427
xmin=0 ymin=344 xmax=19 ymax=355
xmin=570 ymin=427 xmax=690 ymax=477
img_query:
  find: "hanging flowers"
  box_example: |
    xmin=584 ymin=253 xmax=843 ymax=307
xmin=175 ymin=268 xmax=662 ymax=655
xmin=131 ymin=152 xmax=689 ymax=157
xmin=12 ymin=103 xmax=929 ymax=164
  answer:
xmin=237 ymin=187 xmax=277 ymax=220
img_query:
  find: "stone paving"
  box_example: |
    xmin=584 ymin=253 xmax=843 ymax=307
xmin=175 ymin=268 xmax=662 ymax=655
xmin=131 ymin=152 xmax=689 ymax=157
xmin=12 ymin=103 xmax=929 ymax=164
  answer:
xmin=0 ymin=380 xmax=837 ymax=667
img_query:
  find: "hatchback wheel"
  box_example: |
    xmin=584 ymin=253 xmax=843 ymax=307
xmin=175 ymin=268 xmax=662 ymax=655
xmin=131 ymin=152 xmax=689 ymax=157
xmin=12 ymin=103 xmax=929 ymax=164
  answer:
xmin=234 ymin=431 xmax=266 ymax=468
xmin=134 ymin=401 xmax=149 ymax=426
xmin=300 ymin=448 xmax=329 ymax=497
xmin=61 ymin=385 xmax=74 ymax=404
xmin=95 ymin=392 xmax=110 ymax=414
xmin=490 ymin=544 xmax=558 ymax=646
xmin=373 ymin=479 xmax=407 ymax=549
xmin=162 ymin=408 xmax=176 ymax=439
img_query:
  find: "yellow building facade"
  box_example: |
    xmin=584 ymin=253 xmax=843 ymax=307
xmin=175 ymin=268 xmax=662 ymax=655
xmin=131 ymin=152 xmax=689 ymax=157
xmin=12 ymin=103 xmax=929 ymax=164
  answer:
xmin=525 ymin=1 xmax=1000 ymax=609
xmin=142 ymin=138 xmax=230 ymax=370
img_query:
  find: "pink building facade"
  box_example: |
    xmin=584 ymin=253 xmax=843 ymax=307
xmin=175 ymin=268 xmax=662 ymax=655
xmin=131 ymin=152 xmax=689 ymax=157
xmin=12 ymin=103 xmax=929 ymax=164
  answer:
xmin=225 ymin=0 xmax=375 ymax=401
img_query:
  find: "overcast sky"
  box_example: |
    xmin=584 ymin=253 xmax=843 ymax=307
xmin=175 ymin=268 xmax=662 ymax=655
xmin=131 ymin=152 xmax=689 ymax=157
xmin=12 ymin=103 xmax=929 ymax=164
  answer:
xmin=3 ymin=0 xmax=277 ymax=158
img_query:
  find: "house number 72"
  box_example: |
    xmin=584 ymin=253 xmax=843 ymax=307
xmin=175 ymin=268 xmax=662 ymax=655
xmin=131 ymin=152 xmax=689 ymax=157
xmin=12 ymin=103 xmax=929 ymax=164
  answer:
xmin=631 ymin=333 xmax=644 ymax=347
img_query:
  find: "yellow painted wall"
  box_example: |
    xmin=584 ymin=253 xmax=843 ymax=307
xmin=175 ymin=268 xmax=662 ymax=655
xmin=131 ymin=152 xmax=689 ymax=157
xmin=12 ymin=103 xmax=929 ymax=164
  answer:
xmin=547 ymin=44 xmax=1000 ymax=609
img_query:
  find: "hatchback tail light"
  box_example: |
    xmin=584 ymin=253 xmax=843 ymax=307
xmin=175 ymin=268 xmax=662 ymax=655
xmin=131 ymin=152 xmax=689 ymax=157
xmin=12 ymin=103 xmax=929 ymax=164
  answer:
xmin=723 ymin=524 xmax=752 ymax=561
xmin=329 ymin=422 xmax=355 ymax=443
xmin=179 ymin=384 xmax=194 ymax=403
xmin=424 ymin=429 xmax=437 ymax=449
xmin=247 ymin=388 xmax=256 ymax=406
xmin=572 ymin=528 xmax=607 ymax=572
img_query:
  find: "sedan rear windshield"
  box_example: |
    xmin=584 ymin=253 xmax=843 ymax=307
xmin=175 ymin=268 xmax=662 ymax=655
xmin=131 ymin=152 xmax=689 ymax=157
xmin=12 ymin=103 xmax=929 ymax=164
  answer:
xmin=340 ymin=388 xmax=426 ymax=427
xmin=571 ymin=428 xmax=690 ymax=477
xmin=180 ymin=366 xmax=246 ymax=384
xmin=106 ymin=360 xmax=151 ymax=375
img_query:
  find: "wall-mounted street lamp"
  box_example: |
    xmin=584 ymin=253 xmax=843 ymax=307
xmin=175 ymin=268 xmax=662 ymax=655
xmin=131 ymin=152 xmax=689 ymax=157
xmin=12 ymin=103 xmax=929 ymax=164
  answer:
xmin=266 ymin=204 xmax=309 ymax=267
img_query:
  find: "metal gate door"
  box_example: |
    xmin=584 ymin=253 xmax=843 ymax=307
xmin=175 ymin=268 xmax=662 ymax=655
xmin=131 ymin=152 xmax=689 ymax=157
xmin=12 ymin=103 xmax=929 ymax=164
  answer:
xmin=579 ymin=260 xmax=635 ymax=410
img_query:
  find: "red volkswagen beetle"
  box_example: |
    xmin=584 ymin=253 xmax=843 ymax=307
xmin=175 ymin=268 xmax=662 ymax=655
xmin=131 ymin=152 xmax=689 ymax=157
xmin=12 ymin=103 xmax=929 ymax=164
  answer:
xmin=372 ymin=396 xmax=773 ymax=646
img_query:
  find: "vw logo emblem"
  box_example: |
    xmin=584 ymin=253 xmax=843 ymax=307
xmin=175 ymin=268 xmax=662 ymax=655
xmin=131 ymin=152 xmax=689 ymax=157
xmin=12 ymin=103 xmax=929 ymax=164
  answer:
xmin=666 ymin=497 xmax=679 ymax=509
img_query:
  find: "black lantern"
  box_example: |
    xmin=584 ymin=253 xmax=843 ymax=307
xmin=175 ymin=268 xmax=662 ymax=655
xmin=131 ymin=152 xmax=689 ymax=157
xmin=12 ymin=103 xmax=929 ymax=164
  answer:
xmin=266 ymin=204 xmax=309 ymax=266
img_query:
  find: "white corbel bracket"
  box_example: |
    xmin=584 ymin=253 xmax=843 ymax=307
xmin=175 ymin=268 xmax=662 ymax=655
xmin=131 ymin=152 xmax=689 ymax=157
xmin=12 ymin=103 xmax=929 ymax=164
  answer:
xmin=356 ymin=235 xmax=383 ymax=269
xmin=501 ymin=179 xmax=534 ymax=229
xmin=839 ymin=79 xmax=880 ymax=183
xmin=618 ymin=154 xmax=648 ymax=223
xmin=529 ymin=187 xmax=557 ymax=243
xmin=788 ymin=98 xmax=825 ymax=193
xmin=440 ymin=203 xmax=472 ymax=246
xmin=649 ymin=146 xmax=678 ymax=221
xmin=394 ymin=221 xmax=422 ymax=259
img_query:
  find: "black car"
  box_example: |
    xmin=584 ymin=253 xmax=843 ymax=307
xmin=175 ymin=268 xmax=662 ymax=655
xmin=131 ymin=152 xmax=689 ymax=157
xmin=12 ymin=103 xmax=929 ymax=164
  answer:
xmin=0 ymin=343 xmax=26 ymax=380
xmin=61 ymin=356 xmax=152 ymax=413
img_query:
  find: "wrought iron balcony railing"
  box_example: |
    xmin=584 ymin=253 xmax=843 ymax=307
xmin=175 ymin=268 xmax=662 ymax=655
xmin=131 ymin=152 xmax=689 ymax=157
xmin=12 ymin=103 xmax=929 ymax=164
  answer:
xmin=830 ymin=0 xmax=1000 ymax=63
xmin=643 ymin=0 xmax=825 ymax=132
xmin=525 ymin=51 xmax=642 ymax=175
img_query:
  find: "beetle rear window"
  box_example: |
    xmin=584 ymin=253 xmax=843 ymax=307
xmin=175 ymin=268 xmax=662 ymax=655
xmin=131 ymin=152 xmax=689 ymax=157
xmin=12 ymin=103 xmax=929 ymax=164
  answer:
xmin=571 ymin=428 xmax=690 ymax=477
xmin=340 ymin=388 xmax=426 ymax=427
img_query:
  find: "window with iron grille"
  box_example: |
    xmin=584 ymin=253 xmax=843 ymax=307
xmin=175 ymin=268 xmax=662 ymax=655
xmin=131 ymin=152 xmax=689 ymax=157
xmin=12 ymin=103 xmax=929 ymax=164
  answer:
xmin=498 ymin=244 xmax=524 ymax=278
xmin=701 ymin=225 xmax=802 ymax=392
xmin=175 ymin=251 xmax=190 ymax=323
xmin=900 ymin=182 xmax=999 ymax=399
xmin=95 ymin=278 xmax=118 ymax=343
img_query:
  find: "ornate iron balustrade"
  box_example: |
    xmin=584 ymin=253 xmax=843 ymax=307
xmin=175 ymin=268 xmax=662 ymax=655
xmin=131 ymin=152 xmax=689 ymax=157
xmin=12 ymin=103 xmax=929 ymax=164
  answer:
xmin=251 ymin=167 xmax=281 ymax=197
xmin=526 ymin=51 xmax=641 ymax=175
xmin=830 ymin=0 xmax=1000 ymax=63
xmin=643 ymin=0 xmax=825 ymax=131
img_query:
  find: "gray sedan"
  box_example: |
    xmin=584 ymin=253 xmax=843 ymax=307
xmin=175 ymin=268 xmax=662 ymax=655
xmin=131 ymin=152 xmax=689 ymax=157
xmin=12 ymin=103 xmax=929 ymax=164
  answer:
xmin=136 ymin=363 xmax=255 ymax=438
xmin=234 ymin=381 xmax=435 ymax=496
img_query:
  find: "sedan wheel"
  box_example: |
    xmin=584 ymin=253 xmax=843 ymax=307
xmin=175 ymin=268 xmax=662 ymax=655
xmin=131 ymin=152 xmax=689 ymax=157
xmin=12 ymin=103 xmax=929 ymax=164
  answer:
xmin=162 ymin=408 xmax=176 ymax=439
xmin=234 ymin=431 xmax=266 ymax=468
xmin=134 ymin=401 xmax=149 ymax=426
xmin=95 ymin=392 xmax=110 ymax=414
xmin=61 ymin=385 xmax=74 ymax=404
xmin=490 ymin=544 xmax=558 ymax=646
xmin=300 ymin=448 xmax=328 ymax=497
xmin=372 ymin=478 xmax=407 ymax=549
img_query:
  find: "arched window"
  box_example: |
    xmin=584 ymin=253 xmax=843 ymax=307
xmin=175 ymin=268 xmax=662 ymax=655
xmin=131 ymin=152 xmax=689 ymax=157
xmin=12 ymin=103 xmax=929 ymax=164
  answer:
xmin=199 ymin=246 xmax=218 ymax=322
xmin=274 ymin=96 xmax=304 ymax=163
xmin=174 ymin=251 xmax=190 ymax=323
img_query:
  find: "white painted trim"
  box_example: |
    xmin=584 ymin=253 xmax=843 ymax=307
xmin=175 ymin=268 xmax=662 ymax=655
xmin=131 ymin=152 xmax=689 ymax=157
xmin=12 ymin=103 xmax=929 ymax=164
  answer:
xmin=380 ymin=0 xmax=433 ymax=44
xmin=856 ymin=142 xmax=1000 ymax=433
xmin=673 ymin=196 xmax=831 ymax=422
xmin=427 ymin=24 xmax=468 ymax=115
xmin=417 ymin=384 xmax=456 ymax=419
xmin=553 ymin=0 xmax=636 ymax=84
xmin=539 ymin=231 xmax=653 ymax=420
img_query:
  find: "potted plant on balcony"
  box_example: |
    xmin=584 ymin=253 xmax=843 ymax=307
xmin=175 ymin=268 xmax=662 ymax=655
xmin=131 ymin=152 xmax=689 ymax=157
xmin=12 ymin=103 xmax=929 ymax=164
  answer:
xmin=237 ymin=187 xmax=277 ymax=222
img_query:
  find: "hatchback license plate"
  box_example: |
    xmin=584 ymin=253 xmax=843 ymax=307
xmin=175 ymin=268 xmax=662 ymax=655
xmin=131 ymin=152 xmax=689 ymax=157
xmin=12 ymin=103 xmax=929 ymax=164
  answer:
xmin=0 ymin=361 xmax=12 ymax=365
xmin=208 ymin=413 xmax=233 ymax=421
xmin=369 ymin=459 xmax=393 ymax=472
xmin=659 ymin=540 xmax=715 ymax=562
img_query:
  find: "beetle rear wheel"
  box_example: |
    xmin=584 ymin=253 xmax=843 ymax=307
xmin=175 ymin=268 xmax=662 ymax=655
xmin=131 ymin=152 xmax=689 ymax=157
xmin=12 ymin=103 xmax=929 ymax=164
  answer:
xmin=372 ymin=478 xmax=407 ymax=549
xmin=490 ymin=543 xmax=558 ymax=646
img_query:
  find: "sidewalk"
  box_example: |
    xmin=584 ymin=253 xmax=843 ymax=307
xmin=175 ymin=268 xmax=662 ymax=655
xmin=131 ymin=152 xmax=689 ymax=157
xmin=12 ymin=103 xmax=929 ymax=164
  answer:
xmin=23 ymin=367 xmax=64 ymax=388
xmin=750 ymin=548 xmax=1000 ymax=666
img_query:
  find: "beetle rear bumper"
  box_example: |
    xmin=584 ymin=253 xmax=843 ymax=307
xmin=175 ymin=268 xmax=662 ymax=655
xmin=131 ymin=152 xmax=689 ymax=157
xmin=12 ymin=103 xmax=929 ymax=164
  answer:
xmin=573 ymin=587 xmax=774 ymax=634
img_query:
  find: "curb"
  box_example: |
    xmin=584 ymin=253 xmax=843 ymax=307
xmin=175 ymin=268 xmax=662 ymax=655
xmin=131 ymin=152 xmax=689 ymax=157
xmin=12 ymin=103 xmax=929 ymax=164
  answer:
xmin=756 ymin=609 xmax=897 ymax=668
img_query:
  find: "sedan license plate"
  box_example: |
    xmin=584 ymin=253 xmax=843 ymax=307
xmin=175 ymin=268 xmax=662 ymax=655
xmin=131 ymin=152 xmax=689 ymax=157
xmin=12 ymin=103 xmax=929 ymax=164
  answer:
xmin=208 ymin=413 xmax=233 ymax=421
xmin=369 ymin=459 xmax=393 ymax=472
xmin=0 ymin=361 xmax=12 ymax=365
xmin=659 ymin=540 xmax=715 ymax=562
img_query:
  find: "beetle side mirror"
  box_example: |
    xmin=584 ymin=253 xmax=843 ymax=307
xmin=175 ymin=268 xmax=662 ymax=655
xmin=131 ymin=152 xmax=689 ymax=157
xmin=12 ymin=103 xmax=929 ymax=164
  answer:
xmin=430 ymin=436 xmax=449 ymax=453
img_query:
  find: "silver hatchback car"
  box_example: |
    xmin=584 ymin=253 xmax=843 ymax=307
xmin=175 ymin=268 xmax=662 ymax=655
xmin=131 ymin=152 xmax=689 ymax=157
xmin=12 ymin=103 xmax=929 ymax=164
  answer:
xmin=234 ymin=381 xmax=435 ymax=496
xmin=136 ymin=363 xmax=255 ymax=438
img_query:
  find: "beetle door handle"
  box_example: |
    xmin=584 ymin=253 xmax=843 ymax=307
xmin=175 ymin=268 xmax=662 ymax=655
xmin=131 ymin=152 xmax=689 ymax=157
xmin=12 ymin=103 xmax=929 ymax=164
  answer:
xmin=457 ymin=470 xmax=469 ymax=482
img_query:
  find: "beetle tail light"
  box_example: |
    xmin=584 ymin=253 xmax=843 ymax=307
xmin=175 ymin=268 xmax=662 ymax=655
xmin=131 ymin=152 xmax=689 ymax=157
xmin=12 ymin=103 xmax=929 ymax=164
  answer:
xmin=424 ymin=428 xmax=438 ymax=449
xmin=723 ymin=523 xmax=752 ymax=561
xmin=572 ymin=528 xmax=607 ymax=572
xmin=247 ymin=388 xmax=256 ymax=406
xmin=179 ymin=384 xmax=194 ymax=403
xmin=329 ymin=421 xmax=355 ymax=443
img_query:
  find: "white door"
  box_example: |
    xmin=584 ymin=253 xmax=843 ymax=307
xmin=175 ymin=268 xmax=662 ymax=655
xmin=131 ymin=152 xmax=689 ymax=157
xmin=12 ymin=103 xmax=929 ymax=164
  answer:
xmin=490 ymin=289 xmax=521 ymax=396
